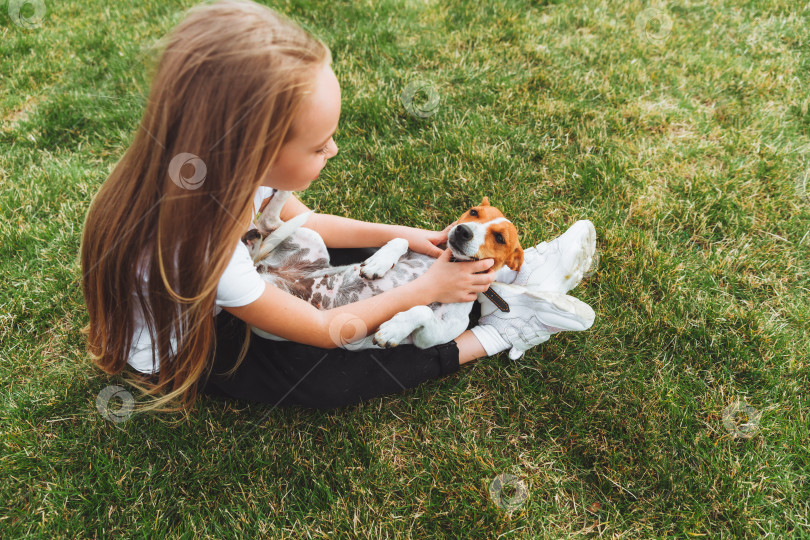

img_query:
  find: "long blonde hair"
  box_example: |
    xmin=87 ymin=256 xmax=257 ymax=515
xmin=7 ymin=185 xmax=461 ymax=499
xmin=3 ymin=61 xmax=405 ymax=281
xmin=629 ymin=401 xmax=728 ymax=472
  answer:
xmin=80 ymin=0 xmax=331 ymax=412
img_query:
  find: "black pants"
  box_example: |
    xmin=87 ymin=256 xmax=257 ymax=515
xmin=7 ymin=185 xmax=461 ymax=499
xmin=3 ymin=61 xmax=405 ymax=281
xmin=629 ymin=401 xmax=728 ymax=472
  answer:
xmin=199 ymin=247 xmax=477 ymax=409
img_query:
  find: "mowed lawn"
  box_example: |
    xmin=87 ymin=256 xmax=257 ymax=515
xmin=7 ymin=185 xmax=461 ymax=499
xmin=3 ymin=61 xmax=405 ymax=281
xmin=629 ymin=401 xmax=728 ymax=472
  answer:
xmin=2 ymin=0 xmax=808 ymax=537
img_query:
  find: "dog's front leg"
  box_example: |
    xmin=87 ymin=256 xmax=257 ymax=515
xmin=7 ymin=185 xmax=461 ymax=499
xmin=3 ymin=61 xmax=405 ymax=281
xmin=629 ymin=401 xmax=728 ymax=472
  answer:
xmin=411 ymin=302 xmax=473 ymax=349
xmin=255 ymin=190 xmax=292 ymax=234
xmin=360 ymin=238 xmax=409 ymax=279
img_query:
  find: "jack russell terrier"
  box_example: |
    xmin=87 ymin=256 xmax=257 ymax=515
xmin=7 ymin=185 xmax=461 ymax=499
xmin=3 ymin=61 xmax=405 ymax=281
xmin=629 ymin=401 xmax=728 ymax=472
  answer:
xmin=241 ymin=190 xmax=523 ymax=350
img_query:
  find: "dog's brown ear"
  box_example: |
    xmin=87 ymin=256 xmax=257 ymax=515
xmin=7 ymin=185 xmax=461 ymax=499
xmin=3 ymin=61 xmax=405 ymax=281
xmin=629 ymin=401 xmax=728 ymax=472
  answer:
xmin=481 ymin=196 xmax=490 ymax=207
xmin=241 ymin=229 xmax=262 ymax=244
xmin=505 ymin=245 xmax=524 ymax=271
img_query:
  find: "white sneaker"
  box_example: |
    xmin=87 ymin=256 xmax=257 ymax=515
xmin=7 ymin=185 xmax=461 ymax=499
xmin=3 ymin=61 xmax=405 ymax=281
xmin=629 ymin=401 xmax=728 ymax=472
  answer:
xmin=498 ymin=220 xmax=597 ymax=293
xmin=478 ymin=283 xmax=595 ymax=359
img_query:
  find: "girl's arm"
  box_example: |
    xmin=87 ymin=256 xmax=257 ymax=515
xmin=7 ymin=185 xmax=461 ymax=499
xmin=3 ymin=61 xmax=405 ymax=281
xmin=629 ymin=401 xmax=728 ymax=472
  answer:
xmin=223 ymin=249 xmax=496 ymax=349
xmin=224 ymin=275 xmax=430 ymax=349
xmin=278 ymin=194 xmax=447 ymax=256
xmin=308 ymin=214 xmax=427 ymax=250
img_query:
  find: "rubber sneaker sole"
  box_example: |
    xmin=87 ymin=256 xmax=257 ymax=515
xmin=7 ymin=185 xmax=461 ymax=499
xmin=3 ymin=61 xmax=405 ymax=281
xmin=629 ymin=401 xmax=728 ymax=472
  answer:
xmin=483 ymin=283 xmax=595 ymax=333
xmin=521 ymin=288 xmax=595 ymax=331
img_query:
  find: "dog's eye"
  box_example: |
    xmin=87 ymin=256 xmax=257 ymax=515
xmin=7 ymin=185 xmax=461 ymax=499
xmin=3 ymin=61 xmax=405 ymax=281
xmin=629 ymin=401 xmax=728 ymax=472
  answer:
xmin=469 ymin=209 xmax=478 ymax=217
xmin=494 ymin=233 xmax=505 ymax=244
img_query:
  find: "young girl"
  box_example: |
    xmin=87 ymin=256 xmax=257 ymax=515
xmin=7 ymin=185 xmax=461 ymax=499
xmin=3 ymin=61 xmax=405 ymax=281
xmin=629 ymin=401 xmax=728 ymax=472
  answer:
xmin=80 ymin=0 xmax=595 ymax=412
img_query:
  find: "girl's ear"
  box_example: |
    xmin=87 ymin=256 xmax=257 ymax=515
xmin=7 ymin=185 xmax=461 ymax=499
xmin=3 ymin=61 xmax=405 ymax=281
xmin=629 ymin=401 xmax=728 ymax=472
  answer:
xmin=506 ymin=245 xmax=524 ymax=271
xmin=481 ymin=196 xmax=490 ymax=206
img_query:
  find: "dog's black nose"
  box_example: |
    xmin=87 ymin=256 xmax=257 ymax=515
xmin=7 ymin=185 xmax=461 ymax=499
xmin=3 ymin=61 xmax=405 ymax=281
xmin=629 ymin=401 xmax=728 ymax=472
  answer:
xmin=454 ymin=224 xmax=472 ymax=242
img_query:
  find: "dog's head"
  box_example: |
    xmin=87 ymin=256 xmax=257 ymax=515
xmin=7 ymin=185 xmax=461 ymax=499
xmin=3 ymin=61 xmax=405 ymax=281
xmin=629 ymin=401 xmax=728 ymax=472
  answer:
xmin=241 ymin=228 xmax=264 ymax=257
xmin=447 ymin=197 xmax=524 ymax=272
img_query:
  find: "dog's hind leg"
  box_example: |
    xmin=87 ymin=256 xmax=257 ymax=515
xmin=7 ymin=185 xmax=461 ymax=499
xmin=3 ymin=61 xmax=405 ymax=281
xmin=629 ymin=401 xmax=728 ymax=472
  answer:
xmin=360 ymin=238 xmax=409 ymax=279
xmin=372 ymin=305 xmax=435 ymax=348
xmin=373 ymin=302 xmax=472 ymax=349
xmin=411 ymin=303 xmax=472 ymax=349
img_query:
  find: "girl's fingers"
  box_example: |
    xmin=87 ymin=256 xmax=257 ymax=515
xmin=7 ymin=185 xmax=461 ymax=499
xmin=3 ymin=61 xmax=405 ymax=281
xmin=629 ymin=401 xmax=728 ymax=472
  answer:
xmin=457 ymin=258 xmax=494 ymax=272
xmin=472 ymin=274 xmax=494 ymax=287
xmin=479 ymin=269 xmax=497 ymax=283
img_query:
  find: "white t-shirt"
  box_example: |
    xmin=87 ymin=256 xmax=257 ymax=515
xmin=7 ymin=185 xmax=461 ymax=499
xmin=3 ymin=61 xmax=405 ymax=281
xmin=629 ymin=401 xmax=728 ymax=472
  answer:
xmin=127 ymin=187 xmax=276 ymax=374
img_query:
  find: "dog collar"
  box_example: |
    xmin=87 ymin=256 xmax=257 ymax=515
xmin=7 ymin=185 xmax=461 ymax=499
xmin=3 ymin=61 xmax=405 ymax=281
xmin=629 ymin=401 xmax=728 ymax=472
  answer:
xmin=481 ymin=287 xmax=510 ymax=312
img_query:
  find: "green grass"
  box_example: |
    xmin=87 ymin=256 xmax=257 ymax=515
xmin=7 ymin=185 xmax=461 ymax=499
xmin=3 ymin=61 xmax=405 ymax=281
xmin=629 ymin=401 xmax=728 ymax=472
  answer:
xmin=2 ymin=0 xmax=809 ymax=537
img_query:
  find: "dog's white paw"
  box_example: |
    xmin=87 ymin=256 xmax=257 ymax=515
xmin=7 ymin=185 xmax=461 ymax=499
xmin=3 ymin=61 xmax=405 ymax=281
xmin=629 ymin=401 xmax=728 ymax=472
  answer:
xmin=360 ymin=238 xmax=408 ymax=279
xmin=360 ymin=257 xmax=394 ymax=280
xmin=372 ymin=318 xmax=412 ymax=348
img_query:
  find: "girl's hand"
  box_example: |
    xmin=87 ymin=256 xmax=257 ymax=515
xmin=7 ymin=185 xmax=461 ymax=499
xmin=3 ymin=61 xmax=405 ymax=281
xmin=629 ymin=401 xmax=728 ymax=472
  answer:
xmin=414 ymin=248 xmax=496 ymax=304
xmin=397 ymin=221 xmax=456 ymax=258
xmin=394 ymin=223 xmax=458 ymax=258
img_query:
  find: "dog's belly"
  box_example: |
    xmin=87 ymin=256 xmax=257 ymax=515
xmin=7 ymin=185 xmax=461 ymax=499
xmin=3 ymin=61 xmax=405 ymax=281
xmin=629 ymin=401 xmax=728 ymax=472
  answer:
xmin=253 ymin=227 xmax=435 ymax=309
xmin=310 ymin=252 xmax=433 ymax=308
xmin=249 ymin=224 xmax=474 ymax=349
